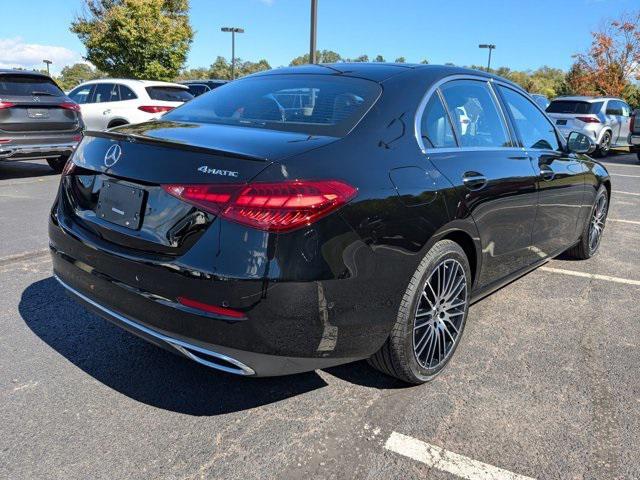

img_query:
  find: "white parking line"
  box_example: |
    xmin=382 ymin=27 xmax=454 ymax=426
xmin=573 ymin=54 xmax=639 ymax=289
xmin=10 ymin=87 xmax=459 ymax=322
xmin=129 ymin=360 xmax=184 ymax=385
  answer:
xmin=385 ymin=432 xmax=536 ymax=480
xmin=539 ymin=266 xmax=640 ymax=286
xmin=602 ymin=162 xmax=640 ymax=169
xmin=609 ymin=218 xmax=640 ymax=226
xmin=613 ymin=190 xmax=640 ymax=197
xmin=610 ymin=173 xmax=640 ymax=178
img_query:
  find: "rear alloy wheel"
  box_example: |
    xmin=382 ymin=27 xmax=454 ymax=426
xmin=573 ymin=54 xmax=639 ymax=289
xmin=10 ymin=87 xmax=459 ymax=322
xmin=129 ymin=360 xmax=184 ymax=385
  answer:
xmin=47 ymin=155 xmax=69 ymax=173
xmin=567 ymin=185 xmax=608 ymax=259
xmin=596 ymin=131 xmax=611 ymax=158
xmin=368 ymin=240 xmax=471 ymax=384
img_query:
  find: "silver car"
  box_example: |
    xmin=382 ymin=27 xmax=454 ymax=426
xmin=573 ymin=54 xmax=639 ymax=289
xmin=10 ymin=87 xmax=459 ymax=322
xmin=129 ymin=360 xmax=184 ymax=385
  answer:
xmin=546 ymin=96 xmax=633 ymax=157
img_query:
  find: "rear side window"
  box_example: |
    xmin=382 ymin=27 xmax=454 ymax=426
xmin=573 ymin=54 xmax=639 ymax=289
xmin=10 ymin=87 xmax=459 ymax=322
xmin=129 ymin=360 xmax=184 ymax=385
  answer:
xmin=440 ymin=80 xmax=510 ymax=148
xmin=69 ymin=85 xmax=95 ymax=104
xmin=118 ymin=85 xmax=137 ymax=101
xmin=547 ymin=101 xmax=601 ymax=114
xmin=93 ymin=83 xmax=118 ymax=103
xmin=499 ymin=86 xmax=560 ymax=151
xmin=0 ymin=74 xmax=63 ymax=96
xmin=419 ymin=94 xmax=456 ymax=148
xmin=163 ymin=74 xmax=382 ymax=137
xmin=186 ymin=84 xmax=209 ymax=96
xmin=146 ymin=86 xmax=193 ymax=102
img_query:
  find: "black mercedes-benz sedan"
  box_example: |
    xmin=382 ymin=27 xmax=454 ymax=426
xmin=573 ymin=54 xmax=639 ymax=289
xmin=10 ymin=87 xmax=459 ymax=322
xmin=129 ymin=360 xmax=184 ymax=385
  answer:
xmin=49 ymin=63 xmax=610 ymax=383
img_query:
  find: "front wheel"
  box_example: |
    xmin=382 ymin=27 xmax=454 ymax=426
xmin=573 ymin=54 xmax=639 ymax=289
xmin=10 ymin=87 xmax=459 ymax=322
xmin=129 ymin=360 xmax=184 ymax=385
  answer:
xmin=567 ymin=185 xmax=608 ymax=259
xmin=368 ymin=240 xmax=471 ymax=384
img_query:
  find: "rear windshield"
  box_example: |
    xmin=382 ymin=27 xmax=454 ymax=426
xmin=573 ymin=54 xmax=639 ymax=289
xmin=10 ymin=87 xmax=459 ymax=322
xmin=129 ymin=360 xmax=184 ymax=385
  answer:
xmin=546 ymin=100 xmax=602 ymax=114
xmin=163 ymin=74 xmax=382 ymax=137
xmin=145 ymin=86 xmax=193 ymax=102
xmin=0 ymin=74 xmax=63 ymax=97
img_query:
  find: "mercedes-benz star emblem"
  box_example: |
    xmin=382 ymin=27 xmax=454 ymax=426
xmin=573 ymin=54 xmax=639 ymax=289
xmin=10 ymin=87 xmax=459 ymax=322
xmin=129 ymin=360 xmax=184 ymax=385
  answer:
xmin=104 ymin=144 xmax=122 ymax=168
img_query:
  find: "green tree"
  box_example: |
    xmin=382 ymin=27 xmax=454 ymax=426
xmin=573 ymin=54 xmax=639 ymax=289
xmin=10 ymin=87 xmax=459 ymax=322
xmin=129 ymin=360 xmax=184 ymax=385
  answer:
xmin=57 ymin=63 xmax=103 ymax=90
xmin=71 ymin=0 xmax=194 ymax=81
xmin=394 ymin=56 xmax=406 ymax=63
xmin=289 ymin=50 xmax=342 ymax=65
xmin=374 ymin=54 xmax=385 ymax=62
xmin=420 ymin=59 xmax=429 ymax=64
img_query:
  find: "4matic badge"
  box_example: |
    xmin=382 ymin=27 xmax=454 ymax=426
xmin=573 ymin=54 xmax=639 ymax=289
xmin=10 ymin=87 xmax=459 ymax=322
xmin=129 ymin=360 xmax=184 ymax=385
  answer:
xmin=198 ymin=165 xmax=239 ymax=178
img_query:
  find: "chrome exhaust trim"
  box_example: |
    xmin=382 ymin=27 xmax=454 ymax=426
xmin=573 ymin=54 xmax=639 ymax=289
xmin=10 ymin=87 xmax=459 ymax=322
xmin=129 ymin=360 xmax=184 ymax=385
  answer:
xmin=54 ymin=275 xmax=255 ymax=376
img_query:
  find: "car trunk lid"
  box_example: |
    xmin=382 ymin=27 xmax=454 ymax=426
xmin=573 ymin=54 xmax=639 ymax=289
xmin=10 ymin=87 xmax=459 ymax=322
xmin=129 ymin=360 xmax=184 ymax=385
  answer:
xmin=0 ymin=95 xmax=81 ymax=133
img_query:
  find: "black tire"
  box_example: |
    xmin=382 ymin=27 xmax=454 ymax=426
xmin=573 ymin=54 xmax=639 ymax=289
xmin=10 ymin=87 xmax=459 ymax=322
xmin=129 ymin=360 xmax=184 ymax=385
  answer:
xmin=595 ymin=131 xmax=611 ymax=158
xmin=368 ymin=240 xmax=471 ymax=384
xmin=46 ymin=156 xmax=68 ymax=173
xmin=637 ymin=152 xmax=640 ymax=163
xmin=566 ymin=185 xmax=608 ymax=260
xmin=107 ymin=120 xmax=128 ymax=129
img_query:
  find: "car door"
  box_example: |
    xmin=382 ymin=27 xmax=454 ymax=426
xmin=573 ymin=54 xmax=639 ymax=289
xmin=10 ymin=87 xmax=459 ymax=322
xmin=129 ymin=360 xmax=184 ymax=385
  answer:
xmin=605 ymin=100 xmax=622 ymax=144
xmin=88 ymin=83 xmax=119 ymax=130
xmin=619 ymin=101 xmax=632 ymax=145
xmin=422 ymin=78 xmax=540 ymax=288
xmin=497 ymin=85 xmax=586 ymax=257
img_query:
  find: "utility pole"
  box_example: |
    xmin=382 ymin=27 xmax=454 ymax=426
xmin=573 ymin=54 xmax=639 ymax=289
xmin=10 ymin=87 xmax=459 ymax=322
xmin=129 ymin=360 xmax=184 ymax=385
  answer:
xmin=43 ymin=59 xmax=52 ymax=76
xmin=478 ymin=44 xmax=496 ymax=72
xmin=309 ymin=0 xmax=318 ymax=64
xmin=221 ymin=27 xmax=244 ymax=80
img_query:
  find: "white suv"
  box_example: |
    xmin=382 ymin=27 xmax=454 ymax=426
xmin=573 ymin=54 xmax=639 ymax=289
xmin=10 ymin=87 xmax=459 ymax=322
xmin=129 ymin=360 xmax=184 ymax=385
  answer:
xmin=67 ymin=79 xmax=193 ymax=131
xmin=546 ymin=96 xmax=633 ymax=157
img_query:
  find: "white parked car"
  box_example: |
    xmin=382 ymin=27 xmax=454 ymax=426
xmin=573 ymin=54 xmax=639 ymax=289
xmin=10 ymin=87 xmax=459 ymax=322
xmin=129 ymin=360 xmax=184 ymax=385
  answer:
xmin=67 ymin=79 xmax=193 ymax=130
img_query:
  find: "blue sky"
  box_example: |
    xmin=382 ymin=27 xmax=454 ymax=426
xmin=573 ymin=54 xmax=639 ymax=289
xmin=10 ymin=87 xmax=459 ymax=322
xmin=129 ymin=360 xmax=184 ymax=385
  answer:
xmin=0 ymin=0 xmax=635 ymax=74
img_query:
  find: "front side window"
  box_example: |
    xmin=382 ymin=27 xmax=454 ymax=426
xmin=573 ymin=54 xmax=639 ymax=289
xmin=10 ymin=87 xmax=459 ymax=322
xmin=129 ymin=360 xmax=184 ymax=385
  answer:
xmin=440 ymin=80 xmax=510 ymax=148
xmin=499 ymin=86 xmax=560 ymax=151
xmin=69 ymin=85 xmax=94 ymax=104
xmin=419 ymin=94 xmax=456 ymax=148
xmin=163 ymin=74 xmax=382 ymax=137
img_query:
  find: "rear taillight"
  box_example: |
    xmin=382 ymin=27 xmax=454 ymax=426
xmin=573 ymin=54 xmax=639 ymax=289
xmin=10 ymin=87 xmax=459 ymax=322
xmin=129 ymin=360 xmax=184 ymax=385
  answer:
xmin=138 ymin=105 xmax=174 ymax=114
xmin=0 ymin=101 xmax=15 ymax=109
xmin=162 ymin=180 xmax=358 ymax=233
xmin=60 ymin=102 xmax=81 ymax=112
xmin=576 ymin=116 xmax=600 ymax=123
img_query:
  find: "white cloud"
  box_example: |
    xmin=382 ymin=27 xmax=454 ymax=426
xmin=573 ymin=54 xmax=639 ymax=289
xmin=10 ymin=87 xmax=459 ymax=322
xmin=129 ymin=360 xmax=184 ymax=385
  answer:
xmin=0 ymin=37 xmax=82 ymax=74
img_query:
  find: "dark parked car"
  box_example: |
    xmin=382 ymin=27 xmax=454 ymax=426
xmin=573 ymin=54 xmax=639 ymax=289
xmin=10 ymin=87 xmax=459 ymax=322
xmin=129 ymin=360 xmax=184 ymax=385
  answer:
xmin=180 ymin=79 xmax=228 ymax=97
xmin=630 ymin=108 xmax=640 ymax=162
xmin=0 ymin=70 xmax=83 ymax=172
xmin=50 ymin=64 xmax=610 ymax=383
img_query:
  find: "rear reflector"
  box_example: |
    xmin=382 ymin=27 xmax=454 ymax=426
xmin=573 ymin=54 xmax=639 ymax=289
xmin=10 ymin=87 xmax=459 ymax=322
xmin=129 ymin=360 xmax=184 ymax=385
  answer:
xmin=0 ymin=101 xmax=15 ymax=110
xmin=60 ymin=102 xmax=81 ymax=112
xmin=177 ymin=296 xmax=246 ymax=319
xmin=576 ymin=116 xmax=600 ymax=123
xmin=163 ymin=180 xmax=357 ymax=233
xmin=138 ymin=105 xmax=175 ymax=113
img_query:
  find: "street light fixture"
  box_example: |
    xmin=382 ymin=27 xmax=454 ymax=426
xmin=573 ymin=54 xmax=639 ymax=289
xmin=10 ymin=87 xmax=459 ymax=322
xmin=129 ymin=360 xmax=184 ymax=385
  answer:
xmin=478 ymin=44 xmax=496 ymax=72
xmin=43 ymin=59 xmax=52 ymax=76
xmin=221 ymin=27 xmax=244 ymax=80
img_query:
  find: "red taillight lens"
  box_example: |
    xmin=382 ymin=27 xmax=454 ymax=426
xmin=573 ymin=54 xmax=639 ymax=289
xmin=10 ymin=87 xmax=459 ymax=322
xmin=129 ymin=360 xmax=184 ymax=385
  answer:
xmin=60 ymin=101 xmax=81 ymax=112
xmin=138 ymin=105 xmax=175 ymax=113
xmin=177 ymin=296 xmax=246 ymax=319
xmin=0 ymin=101 xmax=15 ymax=110
xmin=576 ymin=116 xmax=600 ymax=123
xmin=163 ymin=180 xmax=357 ymax=233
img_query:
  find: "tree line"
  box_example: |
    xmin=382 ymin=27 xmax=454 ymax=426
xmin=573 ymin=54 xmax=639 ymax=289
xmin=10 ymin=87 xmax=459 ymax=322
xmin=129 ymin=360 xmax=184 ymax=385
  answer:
xmin=55 ymin=1 xmax=639 ymax=108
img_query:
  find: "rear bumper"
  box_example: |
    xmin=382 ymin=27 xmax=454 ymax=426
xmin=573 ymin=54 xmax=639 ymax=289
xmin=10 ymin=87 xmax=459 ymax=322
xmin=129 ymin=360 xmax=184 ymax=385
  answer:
xmin=629 ymin=133 xmax=640 ymax=148
xmin=48 ymin=200 xmax=400 ymax=376
xmin=0 ymin=132 xmax=81 ymax=161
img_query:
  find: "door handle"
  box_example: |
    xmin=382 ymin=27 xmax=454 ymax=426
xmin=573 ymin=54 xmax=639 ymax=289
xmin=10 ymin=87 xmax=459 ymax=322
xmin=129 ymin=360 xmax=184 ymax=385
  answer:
xmin=103 ymin=109 xmax=111 ymax=115
xmin=539 ymin=165 xmax=555 ymax=181
xmin=462 ymin=171 xmax=488 ymax=191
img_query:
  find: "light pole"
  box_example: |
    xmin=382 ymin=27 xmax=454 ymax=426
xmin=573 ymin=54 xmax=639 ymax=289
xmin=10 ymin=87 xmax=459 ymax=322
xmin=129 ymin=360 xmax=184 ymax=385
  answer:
xmin=309 ymin=0 xmax=318 ymax=64
xmin=478 ymin=44 xmax=495 ymax=72
xmin=43 ymin=59 xmax=52 ymax=76
xmin=221 ymin=27 xmax=244 ymax=80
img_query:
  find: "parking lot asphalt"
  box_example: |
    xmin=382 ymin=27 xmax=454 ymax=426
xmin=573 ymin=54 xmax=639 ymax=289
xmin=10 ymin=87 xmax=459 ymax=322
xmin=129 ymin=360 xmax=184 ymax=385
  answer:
xmin=1 ymin=153 xmax=639 ymax=480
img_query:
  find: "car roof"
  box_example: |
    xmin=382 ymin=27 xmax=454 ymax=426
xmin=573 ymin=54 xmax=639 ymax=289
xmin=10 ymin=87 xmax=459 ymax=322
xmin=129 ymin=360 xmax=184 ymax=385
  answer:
xmin=552 ymin=96 xmax=622 ymax=102
xmin=181 ymin=79 xmax=227 ymax=84
xmin=248 ymin=63 xmax=525 ymax=90
xmin=0 ymin=69 xmax=52 ymax=78
xmin=76 ymin=78 xmax=188 ymax=89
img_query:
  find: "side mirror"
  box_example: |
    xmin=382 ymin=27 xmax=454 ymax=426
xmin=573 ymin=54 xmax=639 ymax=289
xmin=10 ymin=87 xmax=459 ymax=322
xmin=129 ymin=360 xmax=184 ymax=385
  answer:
xmin=567 ymin=131 xmax=596 ymax=155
